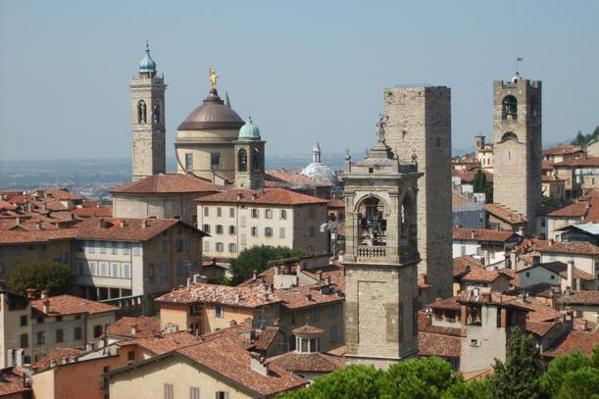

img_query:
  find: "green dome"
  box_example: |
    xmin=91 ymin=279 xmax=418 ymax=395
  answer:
xmin=238 ymin=116 xmax=261 ymax=140
xmin=139 ymin=43 xmax=156 ymax=73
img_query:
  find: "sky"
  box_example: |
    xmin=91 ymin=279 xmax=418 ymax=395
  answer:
xmin=0 ymin=0 xmax=598 ymax=161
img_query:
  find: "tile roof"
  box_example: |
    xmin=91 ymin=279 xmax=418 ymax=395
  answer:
xmin=543 ymin=329 xmax=599 ymax=358
xmin=106 ymin=316 xmax=161 ymax=339
xmin=197 ymin=187 xmax=329 ymax=206
xmin=461 ymin=266 xmax=502 ymax=283
xmin=485 ymin=203 xmax=527 ymax=224
xmin=418 ymin=331 xmax=461 ymax=357
xmin=327 ymin=199 xmax=345 ymax=208
xmin=543 ymin=145 xmax=583 ymax=156
xmin=292 ymin=325 xmax=324 ymax=336
xmin=178 ymin=338 xmax=308 ymax=397
xmin=452 ymin=169 xmax=493 ymax=184
xmin=559 ymin=290 xmax=599 ymax=306
xmin=462 ymin=368 xmax=494 ymax=381
xmin=427 ymin=296 xmax=462 ymax=311
xmin=74 ymin=217 xmax=198 ymax=242
xmin=111 ymin=173 xmax=218 ymax=194
xmin=517 ymin=261 xmax=567 ymax=276
xmin=0 ymin=368 xmax=31 ymax=396
xmin=254 ymin=327 xmax=282 ymax=352
xmin=31 ymin=294 xmax=118 ymax=316
xmin=554 ymin=156 xmax=599 ymax=167
xmin=45 ymin=188 xmax=83 ymax=201
xmin=71 ymin=206 xmax=113 ymax=218
xmin=548 ymin=202 xmax=589 ymax=218
xmin=0 ymin=228 xmax=77 ymax=244
xmin=31 ymin=347 xmax=84 ymax=371
xmin=265 ymin=351 xmax=345 ymax=373
xmin=514 ymin=238 xmax=599 ymax=256
xmin=120 ymin=331 xmax=199 ymax=355
xmin=266 ymin=169 xmax=333 ymax=188
xmin=155 ymin=283 xmax=280 ymax=308
xmin=275 ymin=284 xmax=344 ymax=310
xmin=526 ymin=320 xmax=561 ymax=337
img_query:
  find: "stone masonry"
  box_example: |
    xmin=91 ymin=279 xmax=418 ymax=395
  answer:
xmin=384 ymin=86 xmax=453 ymax=302
xmin=492 ymin=76 xmax=542 ymax=233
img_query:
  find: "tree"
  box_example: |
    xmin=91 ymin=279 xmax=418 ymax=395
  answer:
xmin=554 ymin=367 xmax=599 ymax=399
xmin=230 ymin=245 xmax=309 ymax=285
xmin=540 ymin=350 xmax=592 ymax=396
xmin=489 ymin=327 xmax=543 ymax=399
xmin=379 ymin=357 xmax=459 ymax=399
xmin=572 ymin=130 xmax=586 ymax=145
xmin=276 ymin=364 xmax=384 ymax=399
xmin=9 ymin=260 xmax=72 ymax=296
xmin=441 ymin=378 xmax=491 ymax=399
xmin=473 ymin=169 xmax=487 ymax=194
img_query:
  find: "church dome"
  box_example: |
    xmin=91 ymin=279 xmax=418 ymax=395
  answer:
xmin=238 ymin=116 xmax=261 ymax=140
xmin=139 ymin=43 xmax=156 ymax=73
xmin=301 ymin=143 xmax=337 ymax=185
xmin=178 ymin=88 xmax=244 ymax=131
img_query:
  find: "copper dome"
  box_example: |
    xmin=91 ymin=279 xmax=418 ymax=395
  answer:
xmin=178 ymin=88 xmax=244 ymax=131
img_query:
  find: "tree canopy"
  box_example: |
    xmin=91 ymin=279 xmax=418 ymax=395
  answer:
xmin=570 ymin=125 xmax=599 ymax=146
xmin=9 ymin=260 xmax=72 ymax=296
xmin=230 ymin=245 xmax=309 ymax=285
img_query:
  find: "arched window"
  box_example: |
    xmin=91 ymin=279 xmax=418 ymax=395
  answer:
xmin=357 ymin=197 xmax=386 ymax=246
xmin=502 ymin=95 xmax=518 ymax=120
xmin=153 ymin=102 xmax=161 ymax=124
xmin=238 ymin=148 xmax=248 ymax=172
xmin=252 ymin=147 xmax=261 ymax=171
xmin=137 ymin=100 xmax=147 ymax=124
xmin=501 ymin=132 xmax=518 ymax=142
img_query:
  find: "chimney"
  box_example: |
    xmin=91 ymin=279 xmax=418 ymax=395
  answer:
xmin=316 ymin=270 xmax=323 ymax=281
xmin=567 ymin=260 xmax=574 ymax=290
xmin=142 ymin=220 xmax=148 ymax=229
xmin=583 ymin=319 xmax=590 ymax=331
xmin=517 ymin=226 xmax=525 ymax=236
xmin=42 ymin=298 xmax=50 ymax=314
xmin=15 ymin=216 xmax=20 ymax=225
xmin=40 ymin=290 xmax=49 ymax=300
xmin=471 ymin=230 xmax=476 ymax=239
xmin=26 ymin=288 xmax=37 ymax=300
xmin=326 ymin=275 xmax=332 ymax=285
xmin=249 ymin=352 xmax=268 ymax=376
xmin=130 ymin=326 xmax=137 ymax=336
xmin=120 ymin=220 xmax=126 ymax=228
xmin=252 ymin=270 xmax=258 ymax=281
xmin=532 ymin=255 xmax=541 ymax=265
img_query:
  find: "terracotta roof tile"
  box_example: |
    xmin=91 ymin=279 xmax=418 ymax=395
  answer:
xmin=428 ymin=296 xmax=462 ymax=311
xmin=418 ymin=332 xmax=461 ymax=357
xmin=74 ymin=217 xmax=199 ymax=242
xmin=0 ymin=368 xmax=31 ymax=396
xmin=72 ymin=206 xmax=113 ymax=218
xmin=292 ymin=325 xmax=324 ymax=336
xmin=514 ymin=238 xmax=599 ymax=256
xmin=554 ymin=156 xmax=599 ymax=167
xmin=111 ymin=173 xmax=217 ymax=194
xmin=559 ymin=290 xmax=599 ymax=305
xmin=120 ymin=331 xmax=199 ymax=355
xmin=266 ymin=169 xmax=333 ymax=188
xmin=548 ymin=202 xmax=589 ymax=218
xmin=275 ymin=284 xmax=344 ymax=310
xmin=543 ymin=145 xmax=583 ymax=156
xmin=254 ymin=327 xmax=282 ymax=352
xmin=462 ymin=266 xmax=502 ymax=283
xmin=484 ymin=203 xmax=527 ymax=224
xmin=0 ymin=228 xmax=76 ymax=244
xmin=31 ymin=347 xmax=84 ymax=371
xmin=155 ymin=283 xmax=280 ymax=308
xmin=265 ymin=351 xmax=345 ymax=373
xmin=526 ymin=320 xmax=561 ymax=337
xmin=106 ymin=316 xmax=161 ymax=339
xmin=462 ymin=368 xmax=494 ymax=381
xmin=31 ymin=294 xmax=118 ymax=316
xmin=197 ymin=187 xmax=329 ymax=206
xmin=543 ymin=329 xmax=599 ymax=358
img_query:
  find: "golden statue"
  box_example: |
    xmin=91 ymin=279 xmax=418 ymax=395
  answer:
xmin=209 ymin=67 xmax=218 ymax=89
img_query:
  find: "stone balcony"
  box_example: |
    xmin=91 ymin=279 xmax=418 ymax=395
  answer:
xmin=355 ymin=245 xmax=418 ymax=264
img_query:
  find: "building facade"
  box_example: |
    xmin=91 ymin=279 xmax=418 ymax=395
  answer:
xmin=492 ymin=73 xmax=542 ymax=233
xmin=384 ymin=85 xmax=453 ymax=301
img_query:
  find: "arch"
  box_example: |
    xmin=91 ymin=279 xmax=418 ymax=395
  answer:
xmin=238 ymin=148 xmax=248 ymax=172
xmin=501 ymin=132 xmax=519 ymax=142
xmin=137 ymin=100 xmax=147 ymax=124
xmin=252 ymin=147 xmax=262 ymax=171
xmin=400 ymin=188 xmax=417 ymax=240
xmin=355 ymin=195 xmax=387 ymax=246
xmin=502 ymin=95 xmax=518 ymax=120
xmin=153 ymin=102 xmax=161 ymax=124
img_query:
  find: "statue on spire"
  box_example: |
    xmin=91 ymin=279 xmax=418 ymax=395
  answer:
xmin=209 ymin=67 xmax=218 ymax=89
xmin=376 ymin=113 xmax=388 ymax=144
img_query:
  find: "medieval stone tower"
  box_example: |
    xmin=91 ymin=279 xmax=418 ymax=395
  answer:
xmin=384 ymin=86 xmax=453 ymax=302
xmin=492 ymin=73 xmax=542 ymax=232
xmin=131 ymin=43 xmax=166 ymax=181
xmin=341 ymin=118 xmax=422 ymax=368
xmin=234 ymin=116 xmax=265 ymax=189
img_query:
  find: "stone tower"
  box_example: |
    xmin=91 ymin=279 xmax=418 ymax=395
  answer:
xmin=492 ymin=73 xmax=542 ymax=233
xmin=131 ymin=43 xmax=166 ymax=181
xmin=384 ymin=86 xmax=453 ymax=302
xmin=341 ymin=118 xmax=422 ymax=368
xmin=234 ymin=116 xmax=265 ymax=189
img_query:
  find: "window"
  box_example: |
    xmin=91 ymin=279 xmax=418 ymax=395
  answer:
xmin=100 ymin=262 xmax=108 ymax=277
xmin=74 ymin=327 xmax=82 ymax=340
xmin=88 ymin=240 xmax=95 ymax=254
xmin=265 ymin=209 xmax=273 ymax=219
xmin=132 ymin=243 xmax=141 ymax=256
xmin=251 ymin=227 xmax=258 ymax=237
xmin=123 ymin=263 xmax=131 ymax=278
xmin=127 ymin=351 xmax=135 ymax=361
xmin=122 ymin=242 xmax=130 ymax=255
xmin=176 ymin=239 xmax=183 ymax=252
xmin=265 ymin=227 xmax=273 ymax=237
xmin=202 ymin=224 xmax=210 ymax=234
xmin=204 ymin=241 xmax=210 ymax=251
xmin=279 ymin=227 xmax=286 ymax=239
xmin=238 ymin=148 xmax=248 ymax=172
xmin=251 ymin=208 xmax=259 ymax=218
xmin=55 ymin=329 xmax=64 ymax=343
xmin=76 ymin=241 xmax=84 ymax=253
xmin=36 ymin=331 xmax=45 ymax=346
xmin=216 ymin=225 xmax=223 ymax=234
xmin=215 ymin=304 xmax=224 ymax=318
xmin=93 ymin=325 xmax=103 ymax=338
xmin=20 ymin=315 xmax=27 ymax=327
xmin=280 ymin=209 xmax=287 ymax=220
xmin=110 ymin=241 xmax=117 ymax=255
xmin=210 ymin=153 xmax=221 ymax=170
xmin=137 ymin=100 xmax=147 ymax=123
xmin=502 ymin=95 xmax=518 ymax=120
xmin=100 ymin=241 xmax=107 ymax=254
xmin=216 ymin=242 xmax=224 ymax=252
xmin=240 ymin=234 xmax=247 ymax=245
xmin=252 ymin=147 xmax=261 ymax=171
xmin=164 ymin=384 xmax=174 ymax=399
xmin=204 ymin=207 xmax=209 ymax=217
xmin=89 ymin=261 xmax=97 ymax=276
xmin=190 ymin=387 xmax=200 ymax=399
xmin=111 ymin=263 xmax=120 ymax=278
xmin=185 ymin=153 xmax=193 ymax=171
xmin=229 ymin=243 xmax=237 ymax=253
xmin=185 ymin=239 xmax=192 ymax=253
xmin=229 ymin=208 xmax=235 ymax=217
xmin=526 ymin=272 xmax=530 ymax=278
xmin=216 ymin=392 xmax=229 ymax=399
xmin=229 ymin=225 xmax=235 ymax=235
xmin=20 ymin=333 xmax=28 ymax=348
xmin=160 ymin=262 xmax=168 ymax=279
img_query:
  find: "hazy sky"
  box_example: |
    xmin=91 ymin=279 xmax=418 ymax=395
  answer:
xmin=1 ymin=0 xmax=597 ymax=161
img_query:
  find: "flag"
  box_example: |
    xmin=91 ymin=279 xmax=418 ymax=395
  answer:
xmin=517 ymin=57 xmax=524 ymax=61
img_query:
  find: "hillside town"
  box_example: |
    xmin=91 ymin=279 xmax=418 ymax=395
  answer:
xmin=2 ymin=6 xmax=599 ymax=399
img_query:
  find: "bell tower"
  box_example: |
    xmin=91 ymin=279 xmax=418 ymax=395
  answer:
xmin=341 ymin=115 xmax=422 ymax=368
xmin=234 ymin=116 xmax=265 ymax=189
xmin=492 ymin=72 xmax=542 ymax=232
xmin=131 ymin=42 xmax=166 ymax=181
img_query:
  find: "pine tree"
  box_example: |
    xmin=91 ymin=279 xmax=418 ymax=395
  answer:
xmin=489 ymin=327 xmax=543 ymax=399
xmin=473 ymin=169 xmax=487 ymax=194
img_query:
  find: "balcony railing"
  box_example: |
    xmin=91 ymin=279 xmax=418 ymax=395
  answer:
xmin=355 ymin=245 xmax=418 ymax=264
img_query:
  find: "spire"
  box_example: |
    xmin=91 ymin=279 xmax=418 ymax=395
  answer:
xmin=312 ymin=142 xmax=321 ymax=163
xmin=139 ymin=40 xmax=157 ymax=75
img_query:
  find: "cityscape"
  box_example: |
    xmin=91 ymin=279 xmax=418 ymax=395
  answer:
xmin=1 ymin=2 xmax=598 ymax=398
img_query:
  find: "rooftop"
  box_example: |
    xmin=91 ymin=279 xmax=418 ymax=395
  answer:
xmin=559 ymin=290 xmax=599 ymax=306
xmin=197 ymin=187 xmax=329 ymax=206
xmin=120 ymin=331 xmax=199 ymax=355
xmin=155 ymin=283 xmax=280 ymax=308
xmin=31 ymin=294 xmax=118 ymax=316
xmin=485 ymin=203 xmax=527 ymax=224
xmin=453 ymin=228 xmax=518 ymax=243
xmin=111 ymin=173 xmax=217 ymax=194
xmin=265 ymin=351 xmax=345 ymax=374
xmin=105 ymin=316 xmax=161 ymax=339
